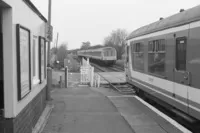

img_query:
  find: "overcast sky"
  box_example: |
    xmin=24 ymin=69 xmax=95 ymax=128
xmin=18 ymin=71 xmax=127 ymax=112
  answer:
xmin=31 ymin=0 xmax=200 ymax=50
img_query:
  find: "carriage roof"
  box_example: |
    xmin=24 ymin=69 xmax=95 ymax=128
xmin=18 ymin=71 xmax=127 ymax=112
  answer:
xmin=127 ymin=5 xmax=200 ymax=40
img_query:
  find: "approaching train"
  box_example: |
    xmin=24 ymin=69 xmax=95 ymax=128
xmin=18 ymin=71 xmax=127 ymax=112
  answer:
xmin=125 ymin=5 xmax=200 ymax=122
xmin=77 ymin=47 xmax=117 ymax=66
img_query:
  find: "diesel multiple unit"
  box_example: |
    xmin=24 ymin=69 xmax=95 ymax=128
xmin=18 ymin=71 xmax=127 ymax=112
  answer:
xmin=125 ymin=5 xmax=200 ymax=122
xmin=77 ymin=47 xmax=117 ymax=66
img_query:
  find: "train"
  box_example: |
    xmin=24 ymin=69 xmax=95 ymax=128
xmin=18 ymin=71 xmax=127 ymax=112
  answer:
xmin=77 ymin=47 xmax=117 ymax=66
xmin=125 ymin=5 xmax=200 ymax=123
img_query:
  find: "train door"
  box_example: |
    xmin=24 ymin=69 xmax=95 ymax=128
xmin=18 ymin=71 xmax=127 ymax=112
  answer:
xmin=124 ymin=45 xmax=128 ymax=73
xmin=0 ymin=9 xmax=3 ymax=113
xmin=173 ymin=34 xmax=190 ymax=113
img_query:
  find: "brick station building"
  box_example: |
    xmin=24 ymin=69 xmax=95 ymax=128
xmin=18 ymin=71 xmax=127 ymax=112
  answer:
xmin=0 ymin=0 xmax=49 ymax=132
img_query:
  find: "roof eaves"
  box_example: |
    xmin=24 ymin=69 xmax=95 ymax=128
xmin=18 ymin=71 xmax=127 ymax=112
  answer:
xmin=22 ymin=0 xmax=48 ymax=22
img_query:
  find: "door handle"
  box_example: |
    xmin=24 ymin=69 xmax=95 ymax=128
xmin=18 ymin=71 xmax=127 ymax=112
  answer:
xmin=184 ymin=76 xmax=188 ymax=80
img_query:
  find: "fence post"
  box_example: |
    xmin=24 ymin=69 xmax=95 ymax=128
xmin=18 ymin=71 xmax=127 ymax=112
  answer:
xmin=60 ymin=75 xmax=62 ymax=88
xmin=97 ymin=75 xmax=100 ymax=88
xmin=65 ymin=66 xmax=68 ymax=88
xmin=90 ymin=67 xmax=94 ymax=87
xmin=47 ymin=67 xmax=52 ymax=100
xmin=87 ymin=58 xmax=90 ymax=66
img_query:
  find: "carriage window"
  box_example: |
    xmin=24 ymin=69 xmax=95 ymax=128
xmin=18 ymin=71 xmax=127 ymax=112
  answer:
xmin=131 ymin=42 xmax=144 ymax=71
xmin=148 ymin=39 xmax=165 ymax=76
xmin=176 ymin=37 xmax=186 ymax=71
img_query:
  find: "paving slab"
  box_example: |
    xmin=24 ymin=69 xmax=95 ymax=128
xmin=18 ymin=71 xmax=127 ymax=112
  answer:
xmin=92 ymin=87 xmax=183 ymax=133
xmin=131 ymin=125 xmax=167 ymax=133
xmin=42 ymin=87 xmax=134 ymax=133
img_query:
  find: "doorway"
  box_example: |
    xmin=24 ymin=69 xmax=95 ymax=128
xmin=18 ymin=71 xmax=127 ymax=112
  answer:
xmin=0 ymin=9 xmax=4 ymax=114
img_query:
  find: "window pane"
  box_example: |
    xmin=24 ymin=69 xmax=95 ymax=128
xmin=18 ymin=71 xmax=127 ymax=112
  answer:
xmin=148 ymin=39 xmax=166 ymax=76
xmin=131 ymin=43 xmax=134 ymax=68
xmin=133 ymin=52 xmax=144 ymax=71
xmin=133 ymin=43 xmax=144 ymax=71
xmin=148 ymin=53 xmax=165 ymax=76
xmin=104 ymin=51 xmax=107 ymax=56
xmin=148 ymin=41 xmax=153 ymax=51
xmin=127 ymin=46 xmax=129 ymax=62
xmin=176 ymin=38 xmax=186 ymax=71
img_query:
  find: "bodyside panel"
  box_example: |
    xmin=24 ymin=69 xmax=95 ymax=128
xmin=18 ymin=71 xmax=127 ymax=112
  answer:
xmin=187 ymin=25 xmax=200 ymax=117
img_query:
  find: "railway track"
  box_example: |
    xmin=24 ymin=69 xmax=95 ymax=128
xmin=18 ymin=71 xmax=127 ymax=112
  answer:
xmin=90 ymin=63 xmax=124 ymax=72
xmin=112 ymin=64 xmax=124 ymax=71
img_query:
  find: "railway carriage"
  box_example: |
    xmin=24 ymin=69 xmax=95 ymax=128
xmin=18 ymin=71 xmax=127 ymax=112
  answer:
xmin=125 ymin=5 xmax=200 ymax=122
xmin=77 ymin=47 xmax=117 ymax=66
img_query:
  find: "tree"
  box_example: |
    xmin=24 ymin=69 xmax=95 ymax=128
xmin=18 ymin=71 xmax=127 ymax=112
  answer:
xmin=56 ymin=43 xmax=68 ymax=67
xmin=49 ymin=47 xmax=57 ymax=67
xmin=104 ymin=29 xmax=128 ymax=59
xmin=50 ymin=47 xmax=57 ymax=54
xmin=80 ymin=41 xmax=91 ymax=49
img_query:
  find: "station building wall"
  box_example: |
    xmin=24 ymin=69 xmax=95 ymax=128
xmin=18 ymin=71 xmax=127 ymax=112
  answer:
xmin=0 ymin=0 xmax=48 ymax=133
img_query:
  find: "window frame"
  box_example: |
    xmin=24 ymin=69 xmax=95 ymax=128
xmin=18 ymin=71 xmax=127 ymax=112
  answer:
xmin=148 ymin=39 xmax=166 ymax=78
xmin=131 ymin=42 xmax=144 ymax=72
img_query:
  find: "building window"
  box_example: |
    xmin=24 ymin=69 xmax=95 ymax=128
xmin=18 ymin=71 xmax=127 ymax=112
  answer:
xmin=33 ymin=39 xmax=36 ymax=76
xmin=176 ymin=37 xmax=186 ymax=71
xmin=32 ymin=36 xmax=39 ymax=85
xmin=148 ymin=39 xmax=165 ymax=76
xmin=131 ymin=41 xmax=144 ymax=71
xmin=39 ymin=37 xmax=45 ymax=82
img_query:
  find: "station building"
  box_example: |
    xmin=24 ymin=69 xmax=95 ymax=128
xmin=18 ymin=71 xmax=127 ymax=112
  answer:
xmin=0 ymin=0 xmax=49 ymax=132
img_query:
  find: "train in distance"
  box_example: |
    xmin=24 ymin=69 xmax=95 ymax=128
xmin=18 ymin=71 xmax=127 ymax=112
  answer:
xmin=77 ymin=47 xmax=117 ymax=66
xmin=125 ymin=4 xmax=200 ymax=124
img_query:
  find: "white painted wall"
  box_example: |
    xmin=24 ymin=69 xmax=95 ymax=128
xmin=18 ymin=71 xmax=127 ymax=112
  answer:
xmin=2 ymin=0 xmax=47 ymax=118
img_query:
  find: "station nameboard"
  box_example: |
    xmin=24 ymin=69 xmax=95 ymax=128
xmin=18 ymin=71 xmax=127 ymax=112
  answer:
xmin=45 ymin=24 xmax=53 ymax=42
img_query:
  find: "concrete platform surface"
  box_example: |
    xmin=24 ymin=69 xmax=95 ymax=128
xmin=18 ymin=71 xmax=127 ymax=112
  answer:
xmin=97 ymin=72 xmax=126 ymax=84
xmin=92 ymin=87 xmax=183 ymax=133
xmin=42 ymin=87 xmax=134 ymax=133
xmin=43 ymin=72 xmax=183 ymax=133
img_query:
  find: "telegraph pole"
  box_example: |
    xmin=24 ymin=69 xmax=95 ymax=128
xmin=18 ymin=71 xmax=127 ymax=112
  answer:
xmin=56 ymin=32 xmax=59 ymax=53
xmin=47 ymin=0 xmax=52 ymax=66
xmin=47 ymin=0 xmax=52 ymax=101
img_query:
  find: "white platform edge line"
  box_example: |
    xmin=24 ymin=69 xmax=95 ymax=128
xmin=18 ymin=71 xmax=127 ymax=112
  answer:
xmin=135 ymin=96 xmax=192 ymax=133
xmin=108 ymin=95 xmax=135 ymax=98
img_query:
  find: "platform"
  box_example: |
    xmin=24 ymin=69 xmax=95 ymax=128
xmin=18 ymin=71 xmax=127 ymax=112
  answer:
xmin=41 ymin=71 xmax=187 ymax=133
xmin=97 ymin=72 xmax=126 ymax=84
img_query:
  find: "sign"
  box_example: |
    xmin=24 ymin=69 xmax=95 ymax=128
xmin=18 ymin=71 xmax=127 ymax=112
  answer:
xmin=45 ymin=24 xmax=53 ymax=42
xmin=16 ymin=24 xmax=31 ymax=100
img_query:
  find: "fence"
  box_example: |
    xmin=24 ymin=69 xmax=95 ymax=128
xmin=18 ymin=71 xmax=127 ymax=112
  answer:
xmin=80 ymin=58 xmax=100 ymax=87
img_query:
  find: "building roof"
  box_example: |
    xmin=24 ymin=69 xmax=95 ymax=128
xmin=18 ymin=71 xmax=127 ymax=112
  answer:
xmin=127 ymin=5 xmax=200 ymax=40
xmin=23 ymin=0 xmax=47 ymax=22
